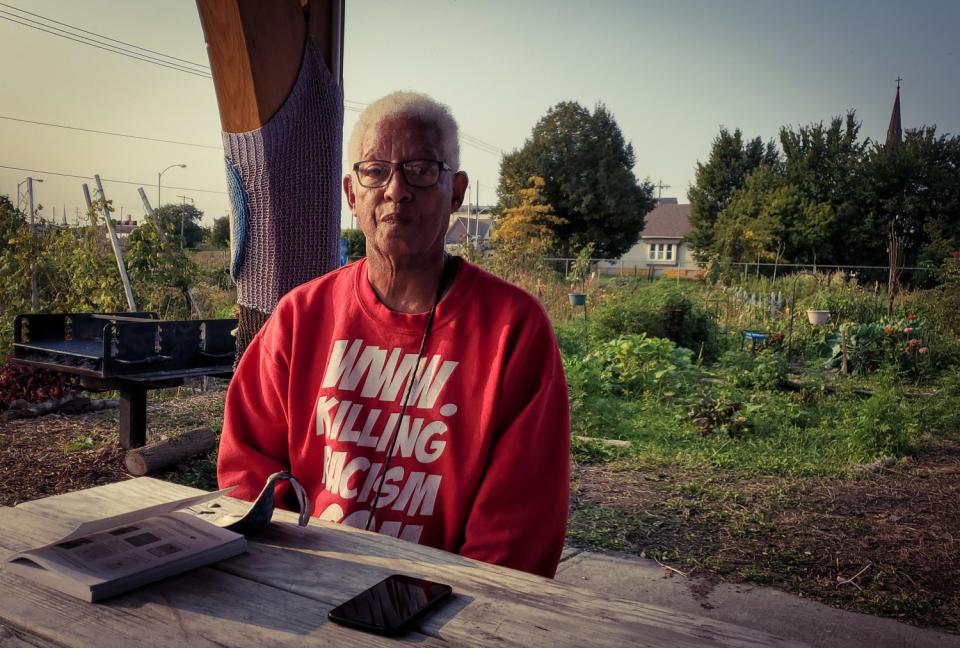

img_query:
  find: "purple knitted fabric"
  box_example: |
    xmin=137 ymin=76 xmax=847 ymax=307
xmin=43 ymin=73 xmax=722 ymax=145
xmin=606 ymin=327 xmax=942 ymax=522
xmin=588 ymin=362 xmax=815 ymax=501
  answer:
xmin=224 ymin=40 xmax=343 ymax=315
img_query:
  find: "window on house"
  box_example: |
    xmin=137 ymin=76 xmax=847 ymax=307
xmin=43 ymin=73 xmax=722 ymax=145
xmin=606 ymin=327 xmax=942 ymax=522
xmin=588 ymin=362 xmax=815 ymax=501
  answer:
xmin=666 ymin=244 xmax=673 ymax=260
xmin=648 ymin=244 xmax=655 ymax=260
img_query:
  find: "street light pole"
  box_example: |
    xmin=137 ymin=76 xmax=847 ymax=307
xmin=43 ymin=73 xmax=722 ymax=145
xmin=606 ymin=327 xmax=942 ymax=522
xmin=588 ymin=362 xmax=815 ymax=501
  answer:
xmin=157 ymin=163 xmax=187 ymax=208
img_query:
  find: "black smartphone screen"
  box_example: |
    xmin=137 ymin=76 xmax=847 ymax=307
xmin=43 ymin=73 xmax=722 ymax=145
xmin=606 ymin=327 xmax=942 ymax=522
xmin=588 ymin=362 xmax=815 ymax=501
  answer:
xmin=328 ymin=574 xmax=453 ymax=635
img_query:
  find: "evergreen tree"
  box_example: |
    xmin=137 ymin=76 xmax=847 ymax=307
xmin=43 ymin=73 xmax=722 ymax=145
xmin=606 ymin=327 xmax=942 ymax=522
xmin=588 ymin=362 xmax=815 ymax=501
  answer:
xmin=688 ymin=128 xmax=778 ymax=259
xmin=496 ymin=102 xmax=655 ymax=258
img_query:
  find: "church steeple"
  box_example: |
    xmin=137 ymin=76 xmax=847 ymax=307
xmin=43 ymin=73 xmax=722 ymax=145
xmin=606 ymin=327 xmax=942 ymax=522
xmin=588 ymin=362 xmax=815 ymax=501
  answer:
xmin=886 ymin=78 xmax=902 ymax=145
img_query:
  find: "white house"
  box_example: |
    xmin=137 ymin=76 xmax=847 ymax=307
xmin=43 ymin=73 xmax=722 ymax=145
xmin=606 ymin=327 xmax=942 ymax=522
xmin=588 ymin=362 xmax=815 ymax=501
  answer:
xmin=599 ymin=199 xmax=701 ymax=277
xmin=444 ymin=213 xmax=494 ymax=252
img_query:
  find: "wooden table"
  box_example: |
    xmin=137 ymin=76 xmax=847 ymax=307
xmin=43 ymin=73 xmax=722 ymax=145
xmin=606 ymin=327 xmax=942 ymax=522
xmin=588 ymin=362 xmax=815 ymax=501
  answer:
xmin=0 ymin=478 xmax=809 ymax=647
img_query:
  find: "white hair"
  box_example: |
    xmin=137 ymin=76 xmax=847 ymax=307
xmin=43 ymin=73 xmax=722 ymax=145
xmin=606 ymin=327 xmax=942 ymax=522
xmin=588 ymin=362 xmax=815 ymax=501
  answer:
xmin=347 ymin=91 xmax=460 ymax=171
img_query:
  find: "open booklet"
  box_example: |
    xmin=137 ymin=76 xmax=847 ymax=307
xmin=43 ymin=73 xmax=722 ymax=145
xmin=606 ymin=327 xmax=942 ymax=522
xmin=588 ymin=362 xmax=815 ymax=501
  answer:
xmin=4 ymin=473 xmax=312 ymax=603
xmin=4 ymin=489 xmax=247 ymax=603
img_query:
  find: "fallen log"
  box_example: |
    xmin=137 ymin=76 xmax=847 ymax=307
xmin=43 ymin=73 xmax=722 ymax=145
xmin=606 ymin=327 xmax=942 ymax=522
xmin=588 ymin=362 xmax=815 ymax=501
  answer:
xmin=124 ymin=427 xmax=217 ymax=476
xmin=574 ymin=435 xmax=631 ymax=448
xmin=2 ymin=393 xmax=119 ymax=421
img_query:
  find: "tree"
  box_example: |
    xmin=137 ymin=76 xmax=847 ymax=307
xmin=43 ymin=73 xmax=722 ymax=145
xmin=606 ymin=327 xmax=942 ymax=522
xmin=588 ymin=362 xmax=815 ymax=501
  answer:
xmin=209 ymin=216 xmax=230 ymax=249
xmin=342 ymin=228 xmax=366 ymax=259
xmin=496 ymin=102 xmax=655 ymax=258
xmin=713 ymin=166 xmax=832 ymax=263
xmin=853 ymin=126 xmax=960 ymax=268
xmin=153 ymin=203 xmax=205 ymax=249
xmin=492 ymin=176 xmax=566 ymax=264
xmin=778 ymin=111 xmax=868 ymax=263
xmin=688 ymin=128 xmax=779 ymax=259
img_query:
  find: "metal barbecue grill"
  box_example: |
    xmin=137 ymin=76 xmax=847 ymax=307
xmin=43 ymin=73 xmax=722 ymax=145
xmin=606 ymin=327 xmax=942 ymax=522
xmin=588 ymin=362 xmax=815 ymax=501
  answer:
xmin=13 ymin=312 xmax=237 ymax=449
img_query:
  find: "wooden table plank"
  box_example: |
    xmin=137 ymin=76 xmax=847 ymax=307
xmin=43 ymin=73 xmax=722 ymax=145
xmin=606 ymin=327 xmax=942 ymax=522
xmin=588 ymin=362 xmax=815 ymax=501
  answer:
xmin=6 ymin=479 xmax=811 ymax=648
xmin=0 ymin=508 xmax=444 ymax=648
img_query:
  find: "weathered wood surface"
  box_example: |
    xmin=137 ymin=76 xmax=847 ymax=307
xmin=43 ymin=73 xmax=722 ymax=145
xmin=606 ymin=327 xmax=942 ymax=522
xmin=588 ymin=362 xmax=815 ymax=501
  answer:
xmin=196 ymin=0 xmax=338 ymax=132
xmin=2 ymin=479 xmax=811 ymax=647
xmin=123 ymin=428 xmax=217 ymax=476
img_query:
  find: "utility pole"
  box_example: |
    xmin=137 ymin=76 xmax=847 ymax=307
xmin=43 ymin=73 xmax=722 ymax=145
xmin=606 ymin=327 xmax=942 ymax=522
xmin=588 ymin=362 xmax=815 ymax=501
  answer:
xmin=177 ymin=195 xmax=194 ymax=248
xmin=27 ymin=177 xmax=40 ymax=309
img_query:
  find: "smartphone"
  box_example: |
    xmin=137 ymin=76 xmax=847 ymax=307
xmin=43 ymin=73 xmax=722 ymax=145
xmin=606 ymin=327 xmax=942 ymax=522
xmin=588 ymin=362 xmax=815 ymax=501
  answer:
xmin=328 ymin=574 xmax=453 ymax=636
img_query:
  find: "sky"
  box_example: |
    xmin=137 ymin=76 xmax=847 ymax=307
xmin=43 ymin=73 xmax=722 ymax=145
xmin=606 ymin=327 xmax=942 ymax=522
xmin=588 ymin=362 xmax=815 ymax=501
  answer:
xmin=1 ymin=0 xmax=958 ymax=230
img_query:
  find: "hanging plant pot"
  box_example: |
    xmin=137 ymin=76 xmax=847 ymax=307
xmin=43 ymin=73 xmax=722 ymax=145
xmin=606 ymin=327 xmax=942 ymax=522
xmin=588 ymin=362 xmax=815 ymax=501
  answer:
xmin=568 ymin=292 xmax=586 ymax=307
xmin=806 ymin=309 xmax=831 ymax=326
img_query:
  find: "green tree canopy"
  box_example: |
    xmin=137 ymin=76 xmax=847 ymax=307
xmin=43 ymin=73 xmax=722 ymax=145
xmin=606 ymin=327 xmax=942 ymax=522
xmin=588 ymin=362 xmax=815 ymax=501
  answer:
xmin=154 ymin=203 xmax=205 ymax=249
xmin=496 ymin=101 xmax=655 ymax=258
xmin=853 ymin=126 xmax=960 ymax=268
xmin=342 ymin=228 xmax=366 ymax=259
xmin=778 ymin=111 xmax=868 ymax=263
xmin=209 ymin=216 xmax=230 ymax=249
xmin=713 ymin=166 xmax=833 ymax=263
xmin=688 ymin=128 xmax=779 ymax=258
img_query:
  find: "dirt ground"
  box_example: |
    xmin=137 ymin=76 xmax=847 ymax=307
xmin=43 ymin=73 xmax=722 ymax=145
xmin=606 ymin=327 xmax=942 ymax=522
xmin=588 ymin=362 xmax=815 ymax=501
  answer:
xmin=570 ymin=441 xmax=960 ymax=632
xmin=1 ymin=391 xmax=958 ymax=633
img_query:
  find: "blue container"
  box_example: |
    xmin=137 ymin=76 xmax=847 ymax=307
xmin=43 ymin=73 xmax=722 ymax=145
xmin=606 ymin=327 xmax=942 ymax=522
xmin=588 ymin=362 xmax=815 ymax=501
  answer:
xmin=568 ymin=292 xmax=586 ymax=307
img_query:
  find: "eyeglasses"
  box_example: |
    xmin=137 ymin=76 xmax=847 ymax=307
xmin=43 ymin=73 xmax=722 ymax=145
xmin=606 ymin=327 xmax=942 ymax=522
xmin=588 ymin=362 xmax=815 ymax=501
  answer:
xmin=352 ymin=159 xmax=451 ymax=188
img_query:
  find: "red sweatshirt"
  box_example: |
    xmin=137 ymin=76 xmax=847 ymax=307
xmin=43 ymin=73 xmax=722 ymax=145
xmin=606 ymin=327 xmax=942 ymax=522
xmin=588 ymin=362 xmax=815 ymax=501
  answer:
xmin=218 ymin=258 xmax=570 ymax=577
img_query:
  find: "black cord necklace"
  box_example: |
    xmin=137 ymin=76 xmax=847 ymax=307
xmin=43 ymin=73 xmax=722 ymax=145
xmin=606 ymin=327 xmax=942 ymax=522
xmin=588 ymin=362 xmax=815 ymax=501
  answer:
xmin=364 ymin=254 xmax=460 ymax=532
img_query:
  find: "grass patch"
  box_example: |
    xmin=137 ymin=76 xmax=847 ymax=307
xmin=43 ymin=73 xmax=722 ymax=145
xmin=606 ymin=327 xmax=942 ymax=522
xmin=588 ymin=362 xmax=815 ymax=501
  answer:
xmin=159 ymin=445 xmax=219 ymax=491
xmin=63 ymin=434 xmax=97 ymax=452
xmin=569 ymin=377 xmax=951 ymax=477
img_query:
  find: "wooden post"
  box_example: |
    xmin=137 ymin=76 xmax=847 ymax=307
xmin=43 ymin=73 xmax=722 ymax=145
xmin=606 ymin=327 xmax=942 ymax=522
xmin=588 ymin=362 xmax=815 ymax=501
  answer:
xmin=196 ymin=0 xmax=344 ymax=361
xmin=86 ymin=177 xmax=137 ymax=311
xmin=95 ymin=175 xmax=137 ymax=311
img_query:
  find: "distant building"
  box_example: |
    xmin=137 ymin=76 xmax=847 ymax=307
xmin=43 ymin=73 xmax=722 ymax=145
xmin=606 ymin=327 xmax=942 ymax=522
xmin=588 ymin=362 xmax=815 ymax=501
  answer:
xmin=113 ymin=218 xmax=138 ymax=237
xmin=598 ymin=200 xmax=701 ymax=278
xmin=445 ymin=212 xmax=494 ymax=252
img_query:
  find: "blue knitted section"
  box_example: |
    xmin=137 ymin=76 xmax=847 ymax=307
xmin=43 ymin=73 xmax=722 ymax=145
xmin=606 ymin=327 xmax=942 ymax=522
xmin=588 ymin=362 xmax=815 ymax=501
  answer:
xmin=224 ymin=156 xmax=249 ymax=281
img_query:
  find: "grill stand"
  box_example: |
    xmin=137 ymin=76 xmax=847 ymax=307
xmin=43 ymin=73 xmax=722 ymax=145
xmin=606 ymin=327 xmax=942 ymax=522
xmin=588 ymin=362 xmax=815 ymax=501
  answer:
xmin=80 ymin=376 xmax=186 ymax=449
xmin=13 ymin=313 xmax=236 ymax=451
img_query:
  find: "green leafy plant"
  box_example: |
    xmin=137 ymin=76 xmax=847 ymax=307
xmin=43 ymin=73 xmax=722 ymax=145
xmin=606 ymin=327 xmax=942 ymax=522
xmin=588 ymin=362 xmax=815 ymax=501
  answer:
xmin=717 ymin=350 xmax=787 ymax=391
xmin=581 ymin=333 xmax=695 ymax=400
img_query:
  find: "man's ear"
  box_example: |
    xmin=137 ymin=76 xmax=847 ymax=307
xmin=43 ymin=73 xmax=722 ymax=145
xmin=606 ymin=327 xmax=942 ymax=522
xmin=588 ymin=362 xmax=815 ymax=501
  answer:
xmin=343 ymin=174 xmax=356 ymax=211
xmin=451 ymin=171 xmax=469 ymax=212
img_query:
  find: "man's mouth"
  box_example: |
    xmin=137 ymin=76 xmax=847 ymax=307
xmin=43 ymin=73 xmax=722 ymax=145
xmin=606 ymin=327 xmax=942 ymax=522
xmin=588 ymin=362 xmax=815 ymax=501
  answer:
xmin=379 ymin=213 xmax=410 ymax=225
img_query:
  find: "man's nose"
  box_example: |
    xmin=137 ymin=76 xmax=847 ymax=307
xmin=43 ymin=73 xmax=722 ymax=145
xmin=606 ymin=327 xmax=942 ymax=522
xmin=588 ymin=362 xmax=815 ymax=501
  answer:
xmin=383 ymin=165 xmax=413 ymax=202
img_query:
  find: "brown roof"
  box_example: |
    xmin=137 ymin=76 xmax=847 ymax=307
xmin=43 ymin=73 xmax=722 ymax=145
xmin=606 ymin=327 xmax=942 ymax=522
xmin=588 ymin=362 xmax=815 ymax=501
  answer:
xmin=640 ymin=203 xmax=692 ymax=239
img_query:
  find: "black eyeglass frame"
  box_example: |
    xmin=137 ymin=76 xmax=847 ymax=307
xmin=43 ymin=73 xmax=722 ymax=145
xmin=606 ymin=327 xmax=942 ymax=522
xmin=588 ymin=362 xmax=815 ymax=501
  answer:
xmin=352 ymin=159 xmax=453 ymax=189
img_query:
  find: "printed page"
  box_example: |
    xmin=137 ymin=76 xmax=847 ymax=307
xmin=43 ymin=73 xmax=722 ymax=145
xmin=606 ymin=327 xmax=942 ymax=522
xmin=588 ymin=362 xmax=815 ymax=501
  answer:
xmin=14 ymin=513 xmax=237 ymax=581
xmin=60 ymin=488 xmax=235 ymax=542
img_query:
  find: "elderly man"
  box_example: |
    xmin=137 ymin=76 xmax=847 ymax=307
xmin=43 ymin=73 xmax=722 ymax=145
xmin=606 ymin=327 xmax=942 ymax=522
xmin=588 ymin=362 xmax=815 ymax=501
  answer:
xmin=218 ymin=91 xmax=570 ymax=577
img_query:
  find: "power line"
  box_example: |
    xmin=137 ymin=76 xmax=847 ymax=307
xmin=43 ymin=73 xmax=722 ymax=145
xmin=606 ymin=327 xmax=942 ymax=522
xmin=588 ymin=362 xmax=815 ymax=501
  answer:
xmin=0 ymin=4 xmax=505 ymax=156
xmin=0 ymin=2 xmax=208 ymax=69
xmin=1 ymin=111 xmax=506 ymax=157
xmin=0 ymin=11 xmax=211 ymax=78
xmin=0 ymin=115 xmax=222 ymax=150
xmin=0 ymin=164 xmax=227 ymax=195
